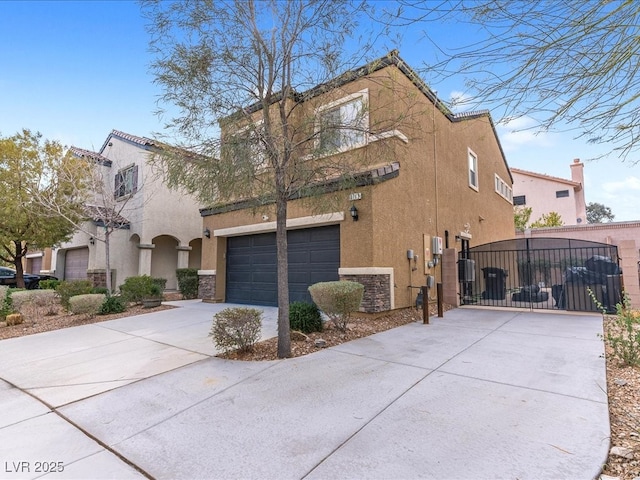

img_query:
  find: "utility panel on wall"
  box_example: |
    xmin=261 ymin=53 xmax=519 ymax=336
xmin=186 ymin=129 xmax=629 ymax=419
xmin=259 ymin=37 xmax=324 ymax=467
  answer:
xmin=432 ymin=236 xmax=443 ymax=255
xmin=423 ymin=234 xmax=431 ymax=273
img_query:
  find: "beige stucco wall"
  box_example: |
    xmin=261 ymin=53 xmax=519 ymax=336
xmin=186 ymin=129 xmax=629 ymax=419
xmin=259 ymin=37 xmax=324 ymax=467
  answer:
xmin=202 ymin=63 xmax=515 ymax=309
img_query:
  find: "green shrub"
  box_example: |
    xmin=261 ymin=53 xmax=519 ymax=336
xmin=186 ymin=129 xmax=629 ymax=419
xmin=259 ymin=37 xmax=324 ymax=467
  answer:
xmin=148 ymin=283 xmax=163 ymax=298
xmin=56 ymin=280 xmax=94 ymax=310
xmin=0 ymin=286 xmax=12 ymax=320
xmin=289 ymin=301 xmax=323 ymax=333
xmin=119 ymin=275 xmax=159 ymax=304
xmin=69 ymin=294 xmax=106 ymax=317
xmin=98 ymin=295 xmax=126 ymax=315
xmin=39 ymin=279 xmax=60 ymax=290
xmin=308 ymin=281 xmax=364 ymax=332
xmin=152 ymin=277 xmax=167 ymax=290
xmin=209 ymin=307 xmax=262 ymax=353
xmin=176 ymin=268 xmax=199 ymax=299
xmin=593 ymin=291 xmax=640 ymax=367
xmin=92 ymin=286 xmax=109 ymax=295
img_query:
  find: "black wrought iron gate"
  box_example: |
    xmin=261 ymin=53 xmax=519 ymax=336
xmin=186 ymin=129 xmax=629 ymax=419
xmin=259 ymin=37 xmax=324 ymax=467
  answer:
xmin=458 ymin=237 xmax=622 ymax=313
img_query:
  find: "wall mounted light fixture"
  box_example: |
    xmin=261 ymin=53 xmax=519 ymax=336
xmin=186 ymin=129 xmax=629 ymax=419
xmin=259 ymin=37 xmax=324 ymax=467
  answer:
xmin=203 ymin=227 xmax=211 ymax=238
xmin=349 ymin=205 xmax=359 ymax=221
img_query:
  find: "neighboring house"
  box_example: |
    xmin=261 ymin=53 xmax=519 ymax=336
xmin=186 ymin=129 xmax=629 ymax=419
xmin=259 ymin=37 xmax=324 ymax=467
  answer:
xmin=24 ymin=248 xmax=53 ymax=275
xmin=198 ymin=52 xmax=515 ymax=312
xmin=52 ymin=130 xmax=203 ymax=290
xmin=511 ymin=159 xmax=587 ymax=226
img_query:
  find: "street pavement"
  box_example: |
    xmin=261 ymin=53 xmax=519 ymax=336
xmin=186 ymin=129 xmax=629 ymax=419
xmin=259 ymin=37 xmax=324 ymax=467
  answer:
xmin=0 ymin=301 xmax=609 ymax=479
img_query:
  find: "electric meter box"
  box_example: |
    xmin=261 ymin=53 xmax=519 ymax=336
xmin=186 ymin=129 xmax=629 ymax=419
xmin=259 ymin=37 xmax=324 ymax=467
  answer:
xmin=432 ymin=236 xmax=443 ymax=255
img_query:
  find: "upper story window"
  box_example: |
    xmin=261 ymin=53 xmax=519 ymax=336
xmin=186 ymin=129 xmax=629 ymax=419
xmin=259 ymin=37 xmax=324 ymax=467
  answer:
xmin=494 ymin=174 xmax=512 ymax=202
xmin=316 ymin=89 xmax=368 ymax=154
xmin=556 ymin=189 xmax=569 ymax=198
xmin=114 ymin=164 xmax=138 ymax=199
xmin=223 ymin=123 xmax=266 ymax=171
xmin=513 ymin=195 xmax=526 ymax=206
xmin=468 ymin=148 xmax=478 ymax=191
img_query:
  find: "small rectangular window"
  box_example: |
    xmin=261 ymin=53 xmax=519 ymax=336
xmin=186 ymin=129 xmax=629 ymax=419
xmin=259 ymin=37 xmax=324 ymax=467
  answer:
xmin=114 ymin=165 xmax=138 ymax=199
xmin=513 ymin=195 xmax=526 ymax=206
xmin=556 ymin=190 xmax=569 ymax=198
xmin=468 ymin=149 xmax=478 ymax=190
xmin=494 ymin=174 xmax=513 ymax=203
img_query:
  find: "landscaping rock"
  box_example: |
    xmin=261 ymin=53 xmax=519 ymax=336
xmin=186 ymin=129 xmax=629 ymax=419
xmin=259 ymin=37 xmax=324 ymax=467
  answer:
xmin=6 ymin=313 xmax=23 ymax=326
xmin=290 ymin=330 xmax=309 ymax=342
xmin=614 ymin=378 xmax=628 ymax=386
xmin=611 ymin=446 xmax=635 ymax=460
xmin=314 ymin=338 xmax=327 ymax=348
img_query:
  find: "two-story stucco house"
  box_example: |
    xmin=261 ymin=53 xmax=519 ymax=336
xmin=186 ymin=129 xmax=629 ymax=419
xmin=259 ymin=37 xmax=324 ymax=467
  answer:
xmin=511 ymin=159 xmax=587 ymax=226
xmin=52 ymin=130 xmax=203 ymax=290
xmin=197 ymin=52 xmax=515 ymax=312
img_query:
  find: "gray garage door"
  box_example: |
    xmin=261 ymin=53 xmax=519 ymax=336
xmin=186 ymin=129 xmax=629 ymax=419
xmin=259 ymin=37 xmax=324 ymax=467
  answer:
xmin=226 ymin=225 xmax=340 ymax=306
xmin=64 ymin=248 xmax=89 ymax=281
xmin=28 ymin=256 xmax=42 ymax=274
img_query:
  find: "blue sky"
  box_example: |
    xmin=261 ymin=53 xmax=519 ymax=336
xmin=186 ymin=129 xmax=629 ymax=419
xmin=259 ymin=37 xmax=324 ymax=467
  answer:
xmin=2 ymin=1 xmax=639 ymax=221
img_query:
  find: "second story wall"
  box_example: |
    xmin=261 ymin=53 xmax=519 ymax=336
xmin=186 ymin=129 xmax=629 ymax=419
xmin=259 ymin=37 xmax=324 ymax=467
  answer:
xmin=99 ymin=131 xmax=203 ymax=245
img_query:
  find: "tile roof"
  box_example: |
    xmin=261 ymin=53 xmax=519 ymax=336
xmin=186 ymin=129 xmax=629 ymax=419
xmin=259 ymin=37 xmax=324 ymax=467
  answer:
xmin=99 ymin=129 xmax=160 ymax=154
xmin=511 ymin=167 xmax=581 ymax=188
xmin=85 ymin=205 xmax=130 ymax=229
xmin=69 ymin=146 xmax=112 ymax=167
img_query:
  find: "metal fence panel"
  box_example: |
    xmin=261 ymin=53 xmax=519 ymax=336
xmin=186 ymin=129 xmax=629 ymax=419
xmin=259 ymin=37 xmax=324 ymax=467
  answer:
xmin=459 ymin=238 xmax=622 ymax=312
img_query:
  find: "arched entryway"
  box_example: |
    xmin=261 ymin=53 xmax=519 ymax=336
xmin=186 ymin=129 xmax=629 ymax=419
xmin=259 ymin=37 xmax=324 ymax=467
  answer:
xmin=151 ymin=235 xmax=179 ymax=290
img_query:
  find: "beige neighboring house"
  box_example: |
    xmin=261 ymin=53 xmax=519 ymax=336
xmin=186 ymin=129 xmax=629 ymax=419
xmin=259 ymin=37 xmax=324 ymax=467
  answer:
xmin=511 ymin=159 xmax=587 ymax=226
xmin=52 ymin=130 xmax=203 ymax=290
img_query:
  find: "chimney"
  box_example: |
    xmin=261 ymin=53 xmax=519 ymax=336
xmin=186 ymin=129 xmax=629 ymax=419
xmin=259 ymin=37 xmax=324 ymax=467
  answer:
xmin=570 ymin=158 xmax=587 ymax=224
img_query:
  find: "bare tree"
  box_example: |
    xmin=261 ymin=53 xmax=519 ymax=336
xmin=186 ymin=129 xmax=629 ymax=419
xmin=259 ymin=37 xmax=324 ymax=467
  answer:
xmin=387 ymin=1 xmax=640 ymax=161
xmin=142 ymin=0 xmax=420 ymax=358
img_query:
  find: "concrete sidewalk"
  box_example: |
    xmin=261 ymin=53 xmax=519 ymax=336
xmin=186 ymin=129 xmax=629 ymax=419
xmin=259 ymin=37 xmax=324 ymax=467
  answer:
xmin=0 ymin=303 xmax=609 ymax=479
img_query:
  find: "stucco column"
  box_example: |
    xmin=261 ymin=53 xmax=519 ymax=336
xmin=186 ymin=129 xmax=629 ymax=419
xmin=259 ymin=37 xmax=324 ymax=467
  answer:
xmin=176 ymin=245 xmax=192 ymax=270
xmin=137 ymin=243 xmax=155 ymax=276
xmin=618 ymin=240 xmax=640 ymax=308
xmin=570 ymin=159 xmax=587 ymax=224
xmin=442 ymin=248 xmax=460 ymax=306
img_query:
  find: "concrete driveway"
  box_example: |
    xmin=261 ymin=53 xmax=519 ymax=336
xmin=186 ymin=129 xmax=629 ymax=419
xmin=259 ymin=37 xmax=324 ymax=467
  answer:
xmin=0 ymin=302 xmax=609 ymax=479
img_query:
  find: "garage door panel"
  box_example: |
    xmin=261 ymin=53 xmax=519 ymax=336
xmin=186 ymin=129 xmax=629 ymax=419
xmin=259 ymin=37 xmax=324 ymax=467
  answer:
xmin=310 ymin=249 xmax=340 ymax=263
xmin=227 ymin=256 xmax=252 ymax=266
xmin=252 ymin=254 xmax=277 ymax=266
xmin=288 ymin=251 xmax=310 ymax=264
xmin=252 ymin=272 xmax=275 ymax=283
xmin=64 ymin=248 xmax=89 ymax=281
xmin=252 ymin=234 xmax=276 ymax=247
xmin=226 ymin=225 xmax=339 ymax=306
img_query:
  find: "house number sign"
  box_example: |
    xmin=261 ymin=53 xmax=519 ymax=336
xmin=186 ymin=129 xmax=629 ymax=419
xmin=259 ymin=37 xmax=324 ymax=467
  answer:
xmin=349 ymin=192 xmax=362 ymax=201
